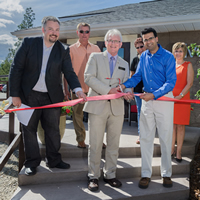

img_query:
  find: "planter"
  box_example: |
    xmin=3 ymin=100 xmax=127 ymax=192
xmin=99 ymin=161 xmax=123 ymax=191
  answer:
xmin=37 ymin=115 xmax=66 ymax=144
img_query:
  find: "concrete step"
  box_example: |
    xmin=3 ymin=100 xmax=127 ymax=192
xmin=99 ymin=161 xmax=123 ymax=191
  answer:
xmin=12 ymin=174 xmax=190 ymax=200
xmin=12 ymin=121 xmax=199 ymax=199
xmin=38 ymin=120 xmax=199 ymax=159
xmin=18 ymin=156 xmax=193 ymax=186
xmin=39 ymin=135 xmax=197 ymax=159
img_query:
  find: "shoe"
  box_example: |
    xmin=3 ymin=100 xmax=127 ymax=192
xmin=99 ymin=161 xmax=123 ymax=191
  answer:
xmin=55 ymin=161 xmax=70 ymax=169
xmin=47 ymin=160 xmax=70 ymax=169
xmin=103 ymin=178 xmax=122 ymax=188
xmin=138 ymin=177 xmax=150 ymax=189
xmin=176 ymin=158 xmax=182 ymax=163
xmin=25 ymin=167 xmax=37 ymax=176
xmin=163 ymin=177 xmax=173 ymax=188
xmin=88 ymin=179 xmax=99 ymax=191
xmin=171 ymin=151 xmax=176 ymax=159
xmin=102 ymin=143 xmax=106 ymax=149
xmin=77 ymin=141 xmax=86 ymax=148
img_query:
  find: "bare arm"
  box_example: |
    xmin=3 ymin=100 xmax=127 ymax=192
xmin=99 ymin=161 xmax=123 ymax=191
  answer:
xmin=174 ymin=63 xmax=194 ymax=100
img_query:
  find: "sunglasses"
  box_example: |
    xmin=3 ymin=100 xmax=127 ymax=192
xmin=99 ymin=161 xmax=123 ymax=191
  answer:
xmin=79 ymin=30 xmax=90 ymax=34
xmin=136 ymin=46 xmax=144 ymax=49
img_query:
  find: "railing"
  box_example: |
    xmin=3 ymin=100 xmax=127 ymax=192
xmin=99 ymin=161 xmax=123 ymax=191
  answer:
xmin=0 ymin=75 xmax=25 ymax=172
xmin=0 ymin=130 xmax=24 ymax=172
xmin=0 ymin=75 xmax=9 ymax=101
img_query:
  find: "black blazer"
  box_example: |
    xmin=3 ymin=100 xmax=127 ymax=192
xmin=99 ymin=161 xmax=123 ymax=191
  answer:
xmin=9 ymin=37 xmax=81 ymax=104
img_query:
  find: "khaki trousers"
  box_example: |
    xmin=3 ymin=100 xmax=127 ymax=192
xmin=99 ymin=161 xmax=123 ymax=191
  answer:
xmin=140 ymin=92 xmax=174 ymax=178
xmin=72 ymin=93 xmax=86 ymax=143
xmin=88 ymin=101 xmax=124 ymax=179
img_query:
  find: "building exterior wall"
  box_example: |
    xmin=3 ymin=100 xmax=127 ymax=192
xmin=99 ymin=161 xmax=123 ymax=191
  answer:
xmin=67 ymin=35 xmax=137 ymax=64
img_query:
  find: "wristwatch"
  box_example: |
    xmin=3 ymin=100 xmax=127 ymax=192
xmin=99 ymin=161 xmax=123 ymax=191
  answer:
xmin=180 ymin=92 xmax=184 ymax=97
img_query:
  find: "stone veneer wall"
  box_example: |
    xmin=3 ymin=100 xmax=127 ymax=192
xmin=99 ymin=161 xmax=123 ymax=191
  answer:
xmin=158 ymin=31 xmax=200 ymax=127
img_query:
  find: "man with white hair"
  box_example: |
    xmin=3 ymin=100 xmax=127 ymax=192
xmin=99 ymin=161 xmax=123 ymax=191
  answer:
xmin=84 ymin=29 xmax=131 ymax=191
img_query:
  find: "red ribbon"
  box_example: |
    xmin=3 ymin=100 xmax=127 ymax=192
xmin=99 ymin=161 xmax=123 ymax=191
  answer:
xmin=4 ymin=93 xmax=200 ymax=113
xmin=134 ymin=93 xmax=200 ymax=104
xmin=4 ymin=93 xmax=125 ymax=113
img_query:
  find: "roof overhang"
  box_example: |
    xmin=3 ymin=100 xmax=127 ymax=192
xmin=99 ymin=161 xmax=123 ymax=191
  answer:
xmin=11 ymin=14 xmax=200 ymax=39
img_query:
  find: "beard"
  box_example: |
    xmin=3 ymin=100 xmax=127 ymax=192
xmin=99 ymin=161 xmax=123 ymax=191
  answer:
xmin=49 ymin=34 xmax=58 ymax=43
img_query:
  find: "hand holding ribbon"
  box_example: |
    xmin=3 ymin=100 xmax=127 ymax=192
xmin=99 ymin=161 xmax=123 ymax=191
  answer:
xmin=140 ymin=93 xmax=155 ymax=102
xmin=76 ymin=91 xmax=87 ymax=103
xmin=116 ymin=84 xmax=134 ymax=102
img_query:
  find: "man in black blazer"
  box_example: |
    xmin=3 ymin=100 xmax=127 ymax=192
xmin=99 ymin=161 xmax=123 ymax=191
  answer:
xmin=9 ymin=16 xmax=86 ymax=176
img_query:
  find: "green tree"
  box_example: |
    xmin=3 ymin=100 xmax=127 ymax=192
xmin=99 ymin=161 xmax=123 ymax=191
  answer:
xmin=17 ymin=7 xmax=35 ymax=30
xmin=0 ymin=58 xmax=12 ymax=82
xmin=0 ymin=7 xmax=35 ymax=80
xmin=188 ymin=43 xmax=200 ymax=99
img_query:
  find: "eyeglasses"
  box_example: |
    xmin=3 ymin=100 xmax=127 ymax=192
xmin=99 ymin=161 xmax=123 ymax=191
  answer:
xmin=107 ymin=40 xmax=121 ymax=44
xmin=79 ymin=30 xmax=90 ymax=34
xmin=136 ymin=45 xmax=144 ymax=49
xmin=175 ymin=50 xmax=183 ymax=53
xmin=143 ymin=37 xmax=155 ymax=43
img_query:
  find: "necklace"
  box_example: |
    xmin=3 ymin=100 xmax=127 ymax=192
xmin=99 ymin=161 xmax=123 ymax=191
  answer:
xmin=176 ymin=60 xmax=185 ymax=67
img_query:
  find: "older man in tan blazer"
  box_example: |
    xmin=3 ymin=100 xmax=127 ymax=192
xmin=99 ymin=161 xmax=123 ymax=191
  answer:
xmin=84 ymin=29 xmax=131 ymax=192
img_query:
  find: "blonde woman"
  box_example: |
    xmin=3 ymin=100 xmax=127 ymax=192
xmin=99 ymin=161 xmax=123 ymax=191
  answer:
xmin=171 ymin=42 xmax=194 ymax=162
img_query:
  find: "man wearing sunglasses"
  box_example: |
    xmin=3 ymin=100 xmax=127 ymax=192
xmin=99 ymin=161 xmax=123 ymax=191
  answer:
xmin=118 ymin=27 xmax=176 ymax=189
xmin=64 ymin=23 xmax=101 ymax=149
xmin=130 ymin=37 xmax=146 ymax=144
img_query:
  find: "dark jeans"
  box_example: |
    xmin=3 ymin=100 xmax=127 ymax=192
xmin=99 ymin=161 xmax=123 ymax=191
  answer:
xmin=22 ymin=90 xmax=61 ymax=168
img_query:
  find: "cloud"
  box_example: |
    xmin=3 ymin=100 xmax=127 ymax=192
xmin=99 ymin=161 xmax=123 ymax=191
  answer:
xmin=0 ymin=0 xmax=24 ymax=13
xmin=0 ymin=18 xmax=14 ymax=28
xmin=0 ymin=23 xmax=6 ymax=28
xmin=0 ymin=34 xmax=18 ymax=47
xmin=1 ymin=11 xmax=12 ymax=17
xmin=0 ymin=18 xmax=14 ymax=24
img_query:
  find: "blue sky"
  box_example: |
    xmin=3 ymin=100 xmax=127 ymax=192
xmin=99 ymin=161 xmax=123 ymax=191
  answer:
xmin=0 ymin=0 xmax=152 ymax=64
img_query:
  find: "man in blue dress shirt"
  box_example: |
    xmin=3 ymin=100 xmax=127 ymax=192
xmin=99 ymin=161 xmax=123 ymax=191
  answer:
xmin=118 ymin=27 xmax=176 ymax=189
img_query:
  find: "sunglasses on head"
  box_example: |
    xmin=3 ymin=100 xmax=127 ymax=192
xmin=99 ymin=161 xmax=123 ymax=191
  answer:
xmin=79 ymin=30 xmax=90 ymax=34
xmin=136 ymin=46 xmax=144 ymax=49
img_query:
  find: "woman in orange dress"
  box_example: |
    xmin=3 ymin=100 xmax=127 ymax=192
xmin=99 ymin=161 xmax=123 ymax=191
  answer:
xmin=171 ymin=42 xmax=194 ymax=162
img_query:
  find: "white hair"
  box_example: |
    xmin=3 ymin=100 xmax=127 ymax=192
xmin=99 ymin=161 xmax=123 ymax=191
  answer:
xmin=104 ymin=29 xmax=122 ymax=42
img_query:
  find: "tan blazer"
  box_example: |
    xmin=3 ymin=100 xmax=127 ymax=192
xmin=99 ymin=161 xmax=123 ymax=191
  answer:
xmin=83 ymin=50 xmax=131 ymax=116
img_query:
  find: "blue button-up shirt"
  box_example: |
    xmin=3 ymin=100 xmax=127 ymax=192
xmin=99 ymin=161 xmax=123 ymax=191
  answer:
xmin=124 ymin=44 xmax=176 ymax=99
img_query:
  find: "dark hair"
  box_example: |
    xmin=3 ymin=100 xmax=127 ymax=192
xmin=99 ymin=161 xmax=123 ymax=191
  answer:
xmin=134 ymin=37 xmax=144 ymax=47
xmin=141 ymin=27 xmax=157 ymax=38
